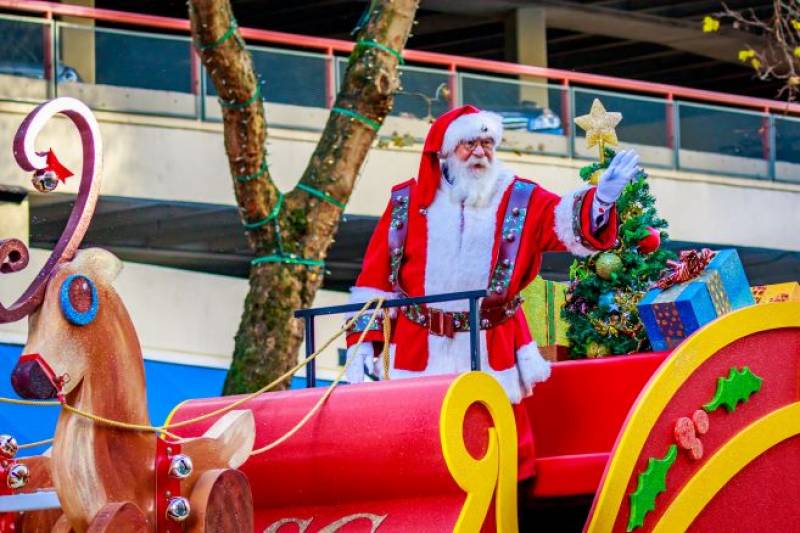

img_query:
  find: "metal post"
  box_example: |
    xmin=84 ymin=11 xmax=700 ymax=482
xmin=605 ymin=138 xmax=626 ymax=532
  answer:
xmin=324 ymin=47 xmax=335 ymax=109
xmin=665 ymin=93 xmax=675 ymax=166
xmin=199 ymin=61 xmax=208 ymax=122
xmin=305 ymin=317 xmax=316 ymax=388
xmin=43 ymin=14 xmax=55 ymax=99
xmin=672 ymin=100 xmax=681 ymax=171
xmin=190 ymin=48 xmax=202 ymax=120
xmin=764 ymin=108 xmax=776 ymax=181
xmin=448 ymin=63 xmax=458 ymax=109
xmin=469 ymin=296 xmax=481 ymax=371
xmin=560 ymin=79 xmax=572 ymax=158
xmin=567 ymin=83 xmax=576 ymax=159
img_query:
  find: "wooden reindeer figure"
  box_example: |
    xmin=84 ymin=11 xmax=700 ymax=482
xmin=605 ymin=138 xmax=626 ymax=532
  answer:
xmin=0 ymin=98 xmax=256 ymax=532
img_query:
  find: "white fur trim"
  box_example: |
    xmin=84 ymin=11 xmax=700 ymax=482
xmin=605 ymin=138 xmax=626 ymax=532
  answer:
xmin=385 ymin=332 xmax=527 ymax=403
xmin=346 ymin=286 xmax=400 ymax=319
xmin=441 ymin=111 xmax=503 ymax=156
xmin=554 ymin=185 xmax=595 ymax=257
xmin=516 ymin=341 xmax=551 ymax=396
xmin=348 ymin=286 xmax=399 ymax=304
xmin=425 ymin=171 xmax=514 ymax=312
xmin=345 ymin=342 xmax=374 ymax=384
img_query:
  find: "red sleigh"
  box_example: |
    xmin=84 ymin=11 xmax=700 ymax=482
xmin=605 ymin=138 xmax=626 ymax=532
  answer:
xmin=1 ymin=99 xmax=799 ymax=532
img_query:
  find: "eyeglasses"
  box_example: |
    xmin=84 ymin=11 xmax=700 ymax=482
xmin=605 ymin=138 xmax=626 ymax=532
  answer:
xmin=459 ymin=138 xmax=495 ymax=152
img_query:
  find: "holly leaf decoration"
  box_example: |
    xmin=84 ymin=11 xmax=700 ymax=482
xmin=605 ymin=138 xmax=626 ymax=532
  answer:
xmin=704 ymin=367 xmax=763 ymax=413
xmin=627 ymin=445 xmax=677 ymax=532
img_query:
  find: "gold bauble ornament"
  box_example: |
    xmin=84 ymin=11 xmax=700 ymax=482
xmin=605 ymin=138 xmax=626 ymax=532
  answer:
xmin=595 ymin=252 xmax=623 ymax=280
xmin=586 ymin=341 xmax=610 ymax=358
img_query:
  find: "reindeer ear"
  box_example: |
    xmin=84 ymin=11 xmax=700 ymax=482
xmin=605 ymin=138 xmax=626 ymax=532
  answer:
xmin=71 ymin=248 xmax=123 ymax=283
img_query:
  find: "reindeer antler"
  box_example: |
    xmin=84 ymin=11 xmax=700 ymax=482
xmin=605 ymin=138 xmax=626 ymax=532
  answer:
xmin=0 ymin=98 xmax=102 ymax=323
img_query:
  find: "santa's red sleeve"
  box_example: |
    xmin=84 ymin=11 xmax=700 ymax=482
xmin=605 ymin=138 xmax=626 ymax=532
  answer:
xmin=534 ymin=185 xmax=618 ymax=255
xmin=345 ymin=194 xmax=401 ymax=348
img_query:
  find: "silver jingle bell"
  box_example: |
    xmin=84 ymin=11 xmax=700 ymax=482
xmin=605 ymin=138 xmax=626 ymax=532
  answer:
xmin=0 ymin=435 xmax=18 ymax=459
xmin=166 ymin=496 xmax=191 ymax=522
xmin=7 ymin=463 xmax=29 ymax=490
xmin=168 ymin=454 xmax=193 ymax=480
xmin=31 ymin=170 xmax=59 ymax=193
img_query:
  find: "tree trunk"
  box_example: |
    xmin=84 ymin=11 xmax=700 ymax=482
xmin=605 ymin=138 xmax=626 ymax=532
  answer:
xmin=189 ymin=0 xmax=418 ymax=394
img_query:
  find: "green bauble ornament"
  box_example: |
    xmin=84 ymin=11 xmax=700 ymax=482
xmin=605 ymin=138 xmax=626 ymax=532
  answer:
xmin=595 ymin=252 xmax=623 ymax=280
xmin=586 ymin=341 xmax=610 ymax=358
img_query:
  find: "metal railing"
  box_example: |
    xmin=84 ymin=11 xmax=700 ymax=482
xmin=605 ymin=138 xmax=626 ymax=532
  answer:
xmin=1 ymin=1 xmax=800 ymax=183
xmin=294 ymin=290 xmax=486 ymax=388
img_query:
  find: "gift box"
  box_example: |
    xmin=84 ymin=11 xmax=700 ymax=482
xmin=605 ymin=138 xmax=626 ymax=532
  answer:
xmin=638 ymin=249 xmax=754 ymax=351
xmin=521 ymin=276 xmax=570 ymax=361
xmin=751 ymin=282 xmax=800 ymax=304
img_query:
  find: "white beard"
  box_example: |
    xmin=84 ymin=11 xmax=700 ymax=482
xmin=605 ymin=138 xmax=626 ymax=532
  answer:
xmin=443 ymin=153 xmax=502 ymax=208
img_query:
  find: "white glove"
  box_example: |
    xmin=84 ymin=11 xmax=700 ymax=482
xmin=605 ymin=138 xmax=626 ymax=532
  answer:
xmin=596 ymin=150 xmax=640 ymax=204
xmin=517 ymin=346 xmax=551 ymax=397
xmin=345 ymin=342 xmax=375 ymax=384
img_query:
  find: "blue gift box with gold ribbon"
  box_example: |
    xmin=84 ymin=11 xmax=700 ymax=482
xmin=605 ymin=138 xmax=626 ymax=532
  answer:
xmin=638 ymin=249 xmax=754 ymax=351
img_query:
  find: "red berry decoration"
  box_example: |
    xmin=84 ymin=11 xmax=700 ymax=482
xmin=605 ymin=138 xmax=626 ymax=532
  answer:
xmin=637 ymin=226 xmax=661 ymax=254
xmin=674 ymin=417 xmax=696 ymax=450
xmin=692 ymin=409 xmax=710 ymax=435
xmin=689 ymin=439 xmax=704 ymax=461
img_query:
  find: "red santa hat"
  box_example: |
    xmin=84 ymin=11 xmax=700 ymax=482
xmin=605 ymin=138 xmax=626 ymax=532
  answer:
xmin=416 ymin=105 xmax=504 ymax=207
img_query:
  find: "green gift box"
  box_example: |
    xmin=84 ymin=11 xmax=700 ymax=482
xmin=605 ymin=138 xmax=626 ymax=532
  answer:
xmin=521 ymin=276 xmax=570 ymax=359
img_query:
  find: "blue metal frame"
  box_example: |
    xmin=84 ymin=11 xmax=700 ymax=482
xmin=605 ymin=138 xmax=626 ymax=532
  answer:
xmin=294 ymin=289 xmax=487 ymax=388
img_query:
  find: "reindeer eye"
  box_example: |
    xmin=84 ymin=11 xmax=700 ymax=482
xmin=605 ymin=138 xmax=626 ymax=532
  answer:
xmin=59 ymin=274 xmax=98 ymax=326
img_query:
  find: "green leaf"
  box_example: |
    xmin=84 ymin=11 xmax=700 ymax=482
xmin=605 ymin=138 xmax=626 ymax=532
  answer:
xmin=704 ymin=367 xmax=763 ymax=413
xmin=627 ymin=445 xmax=678 ymax=531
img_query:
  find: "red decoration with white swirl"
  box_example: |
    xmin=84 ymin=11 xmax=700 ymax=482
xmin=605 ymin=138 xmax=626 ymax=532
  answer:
xmin=0 ymin=97 xmax=102 ymax=323
xmin=656 ymin=248 xmax=716 ymax=291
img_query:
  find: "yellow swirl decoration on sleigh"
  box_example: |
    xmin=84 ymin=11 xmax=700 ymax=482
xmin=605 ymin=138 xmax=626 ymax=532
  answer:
xmin=440 ymin=372 xmax=519 ymax=532
xmin=586 ymin=302 xmax=800 ymax=533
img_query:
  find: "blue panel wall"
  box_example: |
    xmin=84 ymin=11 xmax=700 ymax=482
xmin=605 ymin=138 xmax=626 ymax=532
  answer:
xmin=0 ymin=344 xmax=60 ymax=456
xmin=0 ymin=343 xmax=332 ymax=456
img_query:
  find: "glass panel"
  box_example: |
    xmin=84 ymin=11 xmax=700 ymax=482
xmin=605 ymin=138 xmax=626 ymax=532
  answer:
xmin=459 ymin=73 xmax=568 ymax=157
xmin=56 ymin=23 xmax=195 ymax=118
xmin=0 ymin=16 xmax=51 ymax=102
xmin=392 ymin=65 xmax=451 ymax=121
xmin=206 ymin=46 xmax=328 ymax=127
xmin=774 ymin=116 xmax=800 ymax=183
xmin=573 ymin=88 xmax=670 ymax=167
xmin=335 ymin=58 xmax=452 ymax=140
xmin=337 ymin=58 xmax=451 ymax=121
xmin=677 ymin=102 xmax=768 ymax=179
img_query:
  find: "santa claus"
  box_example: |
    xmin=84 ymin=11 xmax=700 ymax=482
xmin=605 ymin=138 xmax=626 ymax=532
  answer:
xmin=344 ymin=105 xmax=638 ymax=477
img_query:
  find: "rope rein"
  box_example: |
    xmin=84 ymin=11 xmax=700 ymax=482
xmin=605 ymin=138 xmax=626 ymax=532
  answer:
xmin=0 ymin=297 xmax=390 ymax=452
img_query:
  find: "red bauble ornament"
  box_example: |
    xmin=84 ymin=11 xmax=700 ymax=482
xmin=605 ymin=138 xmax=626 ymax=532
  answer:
xmin=637 ymin=226 xmax=661 ymax=254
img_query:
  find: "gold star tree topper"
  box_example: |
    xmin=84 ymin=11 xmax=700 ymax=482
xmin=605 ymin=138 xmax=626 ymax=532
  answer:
xmin=574 ymin=98 xmax=622 ymax=152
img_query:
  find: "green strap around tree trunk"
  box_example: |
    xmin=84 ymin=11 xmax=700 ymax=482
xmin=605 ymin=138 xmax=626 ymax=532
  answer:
xmin=297 ymin=183 xmax=346 ymax=209
xmin=355 ymin=39 xmax=405 ymax=64
xmin=219 ymin=84 xmax=262 ymax=110
xmin=194 ymin=17 xmax=239 ymax=51
xmin=332 ymin=106 xmax=381 ymax=131
xmin=235 ymin=156 xmax=269 ymax=183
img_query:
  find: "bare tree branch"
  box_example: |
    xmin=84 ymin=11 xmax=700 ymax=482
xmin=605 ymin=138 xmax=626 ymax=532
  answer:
xmin=715 ymin=0 xmax=800 ymax=101
xmin=189 ymin=0 xmax=419 ymax=394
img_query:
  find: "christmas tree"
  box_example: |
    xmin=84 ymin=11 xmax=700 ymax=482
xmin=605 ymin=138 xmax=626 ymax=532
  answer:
xmin=563 ymin=99 xmax=674 ymax=358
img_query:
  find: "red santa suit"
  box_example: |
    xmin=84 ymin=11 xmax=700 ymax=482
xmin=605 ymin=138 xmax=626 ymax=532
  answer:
xmin=345 ymin=105 xmax=618 ymax=478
